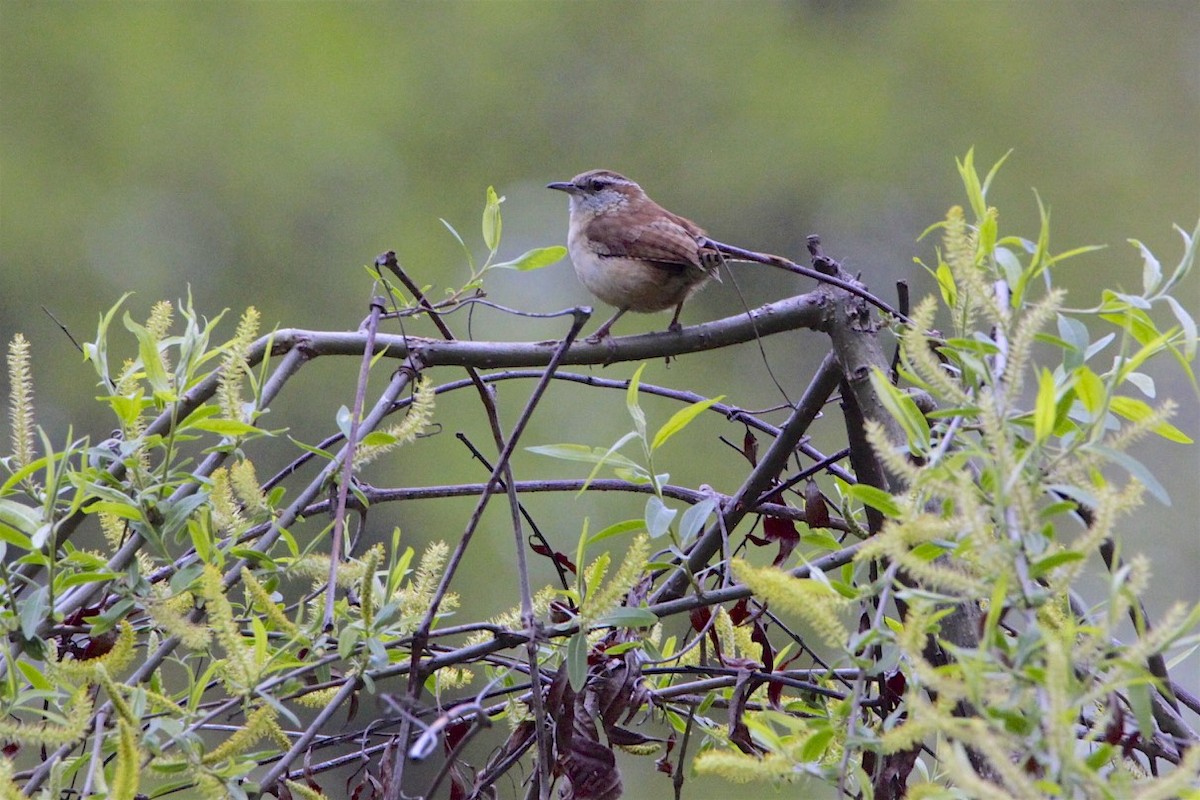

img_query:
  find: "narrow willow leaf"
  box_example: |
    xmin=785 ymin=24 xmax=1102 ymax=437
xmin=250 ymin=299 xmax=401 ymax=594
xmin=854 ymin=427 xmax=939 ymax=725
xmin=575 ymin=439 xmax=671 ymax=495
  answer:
xmin=490 ymin=246 xmax=567 ymax=271
xmin=594 ymin=607 xmax=658 ymax=629
xmin=1034 ymin=368 xmax=1056 ymax=444
xmin=1109 ymin=396 xmax=1192 ymax=443
xmin=626 ymin=363 xmax=647 ymax=439
xmin=651 ymin=396 xmax=724 ymax=451
xmin=1162 ymin=295 xmax=1197 ymax=360
xmin=869 ymin=369 xmax=930 ymax=455
xmin=586 ymin=519 xmax=646 ymax=547
xmin=844 ymin=484 xmax=902 ymax=518
xmin=566 ymin=631 xmax=588 ymax=692
xmin=122 ymin=312 xmax=171 ymax=397
xmin=1090 ymin=445 xmax=1171 ymax=504
xmin=1029 ymin=551 xmax=1086 ymax=578
xmin=956 ymin=148 xmax=986 ymax=221
xmin=580 ymin=431 xmax=643 ymax=492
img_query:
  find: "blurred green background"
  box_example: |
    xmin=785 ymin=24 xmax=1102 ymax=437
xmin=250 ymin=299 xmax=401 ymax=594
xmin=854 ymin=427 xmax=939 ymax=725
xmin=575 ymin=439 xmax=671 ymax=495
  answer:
xmin=2 ymin=2 xmax=1197 ymax=796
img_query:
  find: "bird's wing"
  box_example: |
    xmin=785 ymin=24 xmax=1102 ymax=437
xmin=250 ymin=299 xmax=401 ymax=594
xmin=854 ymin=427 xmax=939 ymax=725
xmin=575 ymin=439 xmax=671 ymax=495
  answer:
xmin=585 ymin=212 xmax=705 ymax=272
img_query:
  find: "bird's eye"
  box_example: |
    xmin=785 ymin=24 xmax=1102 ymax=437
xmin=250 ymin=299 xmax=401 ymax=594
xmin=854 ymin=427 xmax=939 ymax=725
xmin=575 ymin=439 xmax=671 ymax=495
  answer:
xmin=588 ymin=178 xmax=609 ymax=191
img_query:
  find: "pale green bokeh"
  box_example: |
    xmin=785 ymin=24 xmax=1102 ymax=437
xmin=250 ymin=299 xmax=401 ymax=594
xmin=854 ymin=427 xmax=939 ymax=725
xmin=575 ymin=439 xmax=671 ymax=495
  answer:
xmin=1 ymin=3 xmax=1197 ymax=796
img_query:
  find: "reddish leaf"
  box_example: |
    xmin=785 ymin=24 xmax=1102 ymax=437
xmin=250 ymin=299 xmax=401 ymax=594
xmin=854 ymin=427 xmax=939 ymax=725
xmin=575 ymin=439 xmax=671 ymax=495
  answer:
xmin=78 ymin=629 xmax=119 ymax=661
xmin=550 ymin=599 xmax=577 ymax=624
xmin=881 ymin=670 xmax=906 ymax=714
xmin=728 ymin=597 xmax=750 ymax=625
xmin=804 ymin=480 xmax=830 ymax=528
xmin=529 ymin=539 xmax=577 ymax=574
xmin=763 ymin=515 xmax=799 ymax=566
xmin=561 ymin=706 xmax=622 ymax=800
xmin=1104 ymin=694 xmax=1125 ymax=745
xmin=743 ymin=429 xmax=759 ymax=467
xmin=750 ymin=622 xmax=774 ymax=673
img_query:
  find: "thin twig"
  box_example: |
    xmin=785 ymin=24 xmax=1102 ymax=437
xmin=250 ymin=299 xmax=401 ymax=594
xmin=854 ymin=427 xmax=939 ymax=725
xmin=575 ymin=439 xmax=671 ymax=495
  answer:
xmin=324 ymin=296 xmax=385 ymax=631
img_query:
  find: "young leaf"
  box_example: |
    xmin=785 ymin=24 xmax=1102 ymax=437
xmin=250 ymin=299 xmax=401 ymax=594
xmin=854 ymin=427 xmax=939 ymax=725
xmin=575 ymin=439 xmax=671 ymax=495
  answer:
xmin=1034 ymin=368 xmax=1057 ymax=444
xmin=869 ymin=369 xmax=930 ymax=455
xmin=1073 ymin=366 xmax=1106 ymax=415
xmin=489 ymin=246 xmax=567 ymax=271
xmin=594 ymin=607 xmax=658 ymax=629
xmin=644 ymin=495 xmax=677 ymax=539
xmin=586 ymin=519 xmax=646 ymax=547
xmin=482 ymin=186 xmax=503 ymax=253
xmin=677 ymin=497 xmax=717 ymax=545
xmin=526 ymin=442 xmax=641 ymax=470
xmin=1090 ymin=445 xmax=1171 ymax=504
xmin=1109 ymin=396 xmax=1193 ymax=443
xmin=651 ymin=396 xmax=724 ymax=451
xmin=626 ymin=363 xmax=647 ymax=440
xmin=1129 ymin=238 xmax=1162 ymax=295
xmin=567 ymin=631 xmax=588 ymax=692
xmin=844 ymin=484 xmax=902 ymax=518
xmin=956 ymin=147 xmax=986 ymax=221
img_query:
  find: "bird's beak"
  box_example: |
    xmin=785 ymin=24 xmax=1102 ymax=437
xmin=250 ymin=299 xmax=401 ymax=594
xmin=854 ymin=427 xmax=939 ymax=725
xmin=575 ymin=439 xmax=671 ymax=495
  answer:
xmin=546 ymin=181 xmax=577 ymax=194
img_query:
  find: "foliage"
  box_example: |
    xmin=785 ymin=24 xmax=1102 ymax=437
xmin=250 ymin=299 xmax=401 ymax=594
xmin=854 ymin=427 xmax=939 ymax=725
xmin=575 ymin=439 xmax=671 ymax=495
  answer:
xmin=0 ymin=159 xmax=1196 ymax=799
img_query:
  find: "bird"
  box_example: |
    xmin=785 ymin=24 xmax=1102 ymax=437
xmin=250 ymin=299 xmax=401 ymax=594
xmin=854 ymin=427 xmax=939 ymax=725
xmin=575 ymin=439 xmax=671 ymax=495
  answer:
xmin=547 ymin=169 xmax=723 ymax=342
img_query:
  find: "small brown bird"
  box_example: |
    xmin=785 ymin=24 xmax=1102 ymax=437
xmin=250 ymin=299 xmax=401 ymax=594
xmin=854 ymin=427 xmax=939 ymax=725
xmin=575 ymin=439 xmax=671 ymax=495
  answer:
xmin=547 ymin=170 xmax=723 ymax=341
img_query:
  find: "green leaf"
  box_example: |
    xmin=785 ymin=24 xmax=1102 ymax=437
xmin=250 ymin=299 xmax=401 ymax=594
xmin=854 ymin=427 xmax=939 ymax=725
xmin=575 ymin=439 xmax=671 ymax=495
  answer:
xmin=981 ymin=571 xmax=1008 ymax=645
xmin=677 ymin=497 xmax=717 ymax=545
xmin=1129 ymin=238 xmax=1162 ymax=295
xmin=0 ymin=499 xmax=41 ymax=544
xmin=1073 ymin=366 xmax=1105 ymax=415
xmin=980 ymin=148 xmax=1012 ymax=196
xmin=594 ymin=607 xmax=658 ymax=628
xmin=1127 ymin=681 xmax=1155 ymax=745
xmin=188 ymin=418 xmax=262 ymax=437
xmin=17 ymin=659 xmax=52 ymax=692
xmin=439 ymin=217 xmax=474 ymax=271
xmin=17 ymin=585 xmax=48 ymax=641
xmin=651 ymin=395 xmax=723 ymax=451
xmin=1090 ymin=445 xmax=1171 ymax=504
xmin=1162 ymin=295 xmax=1198 ymax=361
xmin=1034 ymin=368 xmax=1057 ymax=444
xmin=530 ymin=435 xmax=642 ymax=482
xmin=1029 ymin=550 xmax=1086 ymax=578
xmin=359 ymin=431 xmax=399 ymax=448
xmin=482 ymin=186 xmax=503 ymax=253
xmin=844 ymin=484 xmax=902 ymax=518
xmin=287 ymin=437 xmax=336 ymax=461
xmin=934 ymin=259 xmax=957 ymax=307
xmin=122 ymin=312 xmax=173 ymax=398
xmin=994 ymin=245 xmax=1023 ymax=286
xmin=799 ymin=728 xmax=835 ymax=763
xmin=977 ymin=207 xmax=998 ymax=259
xmin=336 ymin=405 xmax=353 ymax=439
xmin=586 ymin=519 xmax=646 ymax=547
xmin=490 ymin=245 xmax=567 ymax=271
xmin=1162 ymin=218 xmax=1199 ymax=292
xmin=626 ymin=363 xmax=647 ymax=440
xmin=955 ymin=148 xmax=986 ymax=221
xmin=869 ymin=369 xmax=930 ymax=455
xmin=1109 ymin=396 xmax=1192 ymax=443
xmin=644 ymin=495 xmax=677 ymax=539
xmin=566 ymin=631 xmax=588 ymax=692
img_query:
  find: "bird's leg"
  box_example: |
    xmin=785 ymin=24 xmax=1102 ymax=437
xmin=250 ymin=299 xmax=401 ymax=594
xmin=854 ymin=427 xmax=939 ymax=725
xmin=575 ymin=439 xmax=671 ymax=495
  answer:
xmin=588 ymin=308 xmax=627 ymax=343
xmin=667 ymin=302 xmax=685 ymax=334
